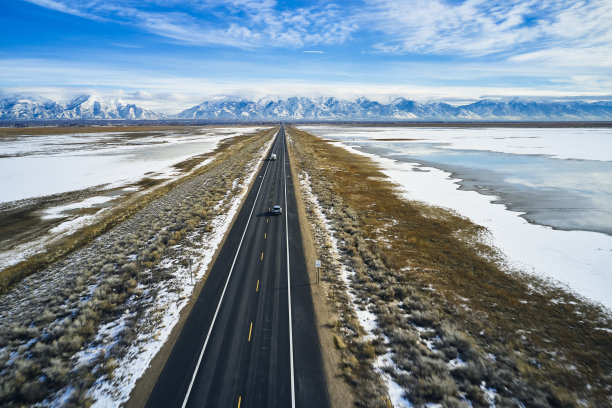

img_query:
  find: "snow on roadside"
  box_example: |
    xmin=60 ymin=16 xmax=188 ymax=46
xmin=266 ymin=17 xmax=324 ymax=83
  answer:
xmin=326 ymin=141 xmax=612 ymax=311
xmin=298 ymin=170 xmax=410 ymax=408
xmin=81 ymin=136 xmax=275 ymax=407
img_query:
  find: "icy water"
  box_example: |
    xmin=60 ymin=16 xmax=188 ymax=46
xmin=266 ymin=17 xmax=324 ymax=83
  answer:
xmin=303 ymin=126 xmax=612 ymax=236
xmin=360 ymin=142 xmax=612 ymax=235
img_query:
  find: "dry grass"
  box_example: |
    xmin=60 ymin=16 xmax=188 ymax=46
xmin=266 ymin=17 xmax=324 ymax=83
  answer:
xmin=0 ymin=127 xmax=275 ymax=406
xmin=286 ymin=140 xmax=357 ymax=408
xmin=0 ymin=130 xmax=267 ymax=295
xmin=288 ymin=126 xmax=612 ymax=407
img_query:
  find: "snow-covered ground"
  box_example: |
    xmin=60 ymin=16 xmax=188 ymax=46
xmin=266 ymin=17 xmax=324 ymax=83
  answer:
xmin=59 ymin=132 xmax=275 ymax=407
xmin=0 ymin=127 xmax=264 ymax=203
xmin=300 ymin=126 xmax=612 ymax=161
xmin=300 ymin=126 xmax=612 ymax=310
xmin=0 ymin=127 xmax=267 ymax=272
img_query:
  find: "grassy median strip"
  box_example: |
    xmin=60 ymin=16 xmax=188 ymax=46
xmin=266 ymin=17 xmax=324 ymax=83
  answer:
xmin=288 ymin=126 xmax=611 ymax=407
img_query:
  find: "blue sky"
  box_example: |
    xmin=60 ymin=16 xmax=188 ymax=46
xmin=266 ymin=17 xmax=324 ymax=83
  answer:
xmin=1 ymin=0 xmax=611 ymax=112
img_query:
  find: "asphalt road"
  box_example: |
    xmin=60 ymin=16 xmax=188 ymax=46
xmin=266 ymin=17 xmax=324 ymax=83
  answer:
xmin=145 ymin=126 xmax=329 ymax=408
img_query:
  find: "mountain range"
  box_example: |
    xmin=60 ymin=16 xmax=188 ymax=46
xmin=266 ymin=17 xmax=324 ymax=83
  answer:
xmin=0 ymin=95 xmax=163 ymax=120
xmin=2 ymin=94 xmax=612 ymax=121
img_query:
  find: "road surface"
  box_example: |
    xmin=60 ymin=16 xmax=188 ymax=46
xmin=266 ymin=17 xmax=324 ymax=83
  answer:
xmin=145 ymin=126 xmax=329 ymax=408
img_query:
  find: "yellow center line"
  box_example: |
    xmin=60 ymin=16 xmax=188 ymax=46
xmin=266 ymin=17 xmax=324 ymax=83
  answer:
xmin=264 ymin=232 xmax=266 ymax=239
xmin=267 ymin=218 xmax=269 ymax=223
xmin=237 ymin=396 xmax=241 ymax=408
xmin=256 ymin=279 xmax=259 ymax=292
xmin=261 ymin=252 xmax=264 ymax=261
xmin=248 ymin=322 xmax=253 ymax=342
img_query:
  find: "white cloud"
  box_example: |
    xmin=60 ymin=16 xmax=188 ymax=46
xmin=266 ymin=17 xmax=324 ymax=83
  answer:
xmin=23 ymin=0 xmax=357 ymax=49
xmin=363 ymin=0 xmax=612 ymax=59
xmin=23 ymin=0 xmax=102 ymax=20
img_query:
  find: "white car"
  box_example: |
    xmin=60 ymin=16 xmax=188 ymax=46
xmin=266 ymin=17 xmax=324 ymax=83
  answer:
xmin=272 ymin=205 xmax=282 ymax=215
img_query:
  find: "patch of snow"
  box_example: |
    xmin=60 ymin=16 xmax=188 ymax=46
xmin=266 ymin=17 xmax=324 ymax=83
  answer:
xmin=480 ymin=381 xmax=498 ymax=407
xmin=447 ymin=356 xmax=468 ymax=370
xmin=42 ymin=196 xmax=115 ymax=219
xmin=375 ymin=348 xmax=413 ymax=408
xmin=48 ymin=386 xmax=78 ymax=408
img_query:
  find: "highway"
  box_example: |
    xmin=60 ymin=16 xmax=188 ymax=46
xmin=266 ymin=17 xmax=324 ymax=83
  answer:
xmin=145 ymin=126 xmax=329 ymax=408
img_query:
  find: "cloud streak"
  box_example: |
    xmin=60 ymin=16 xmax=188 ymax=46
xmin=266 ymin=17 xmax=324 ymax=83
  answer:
xmin=363 ymin=0 xmax=612 ymax=58
xmin=23 ymin=0 xmax=357 ymax=48
xmin=10 ymin=0 xmax=612 ymax=98
xmin=21 ymin=0 xmax=612 ymax=62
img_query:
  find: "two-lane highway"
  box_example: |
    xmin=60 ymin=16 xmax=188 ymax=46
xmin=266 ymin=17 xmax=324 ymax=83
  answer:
xmin=145 ymin=126 xmax=329 ymax=408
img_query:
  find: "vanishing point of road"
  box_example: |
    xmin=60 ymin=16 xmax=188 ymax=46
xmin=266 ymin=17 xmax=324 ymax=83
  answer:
xmin=145 ymin=126 xmax=330 ymax=407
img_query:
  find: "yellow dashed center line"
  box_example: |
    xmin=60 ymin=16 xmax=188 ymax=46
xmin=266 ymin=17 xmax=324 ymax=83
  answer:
xmin=256 ymin=279 xmax=259 ymax=292
xmin=264 ymin=232 xmax=266 ymax=239
xmin=266 ymin=218 xmax=269 ymax=224
xmin=248 ymin=322 xmax=253 ymax=342
xmin=237 ymin=396 xmax=241 ymax=408
xmin=261 ymin=252 xmax=264 ymax=261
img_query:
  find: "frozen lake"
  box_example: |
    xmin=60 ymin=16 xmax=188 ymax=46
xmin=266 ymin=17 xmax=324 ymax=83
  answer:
xmin=302 ymin=126 xmax=612 ymax=236
xmin=300 ymin=125 xmax=612 ymax=309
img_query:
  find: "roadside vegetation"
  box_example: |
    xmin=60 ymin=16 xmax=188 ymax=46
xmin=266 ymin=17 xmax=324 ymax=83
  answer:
xmin=0 ymin=126 xmax=255 ymax=295
xmin=0 ymin=127 xmax=275 ymax=407
xmin=287 ymin=126 xmax=612 ymax=407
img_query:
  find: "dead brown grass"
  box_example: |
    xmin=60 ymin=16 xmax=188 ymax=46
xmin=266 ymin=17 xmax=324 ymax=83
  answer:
xmin=288 ymin=126 xmax=612 ymax=407
xmin=287 ymin=137 xmax=356 ymax=408
xmin=0 ymin=129 xmax=273 ymax=295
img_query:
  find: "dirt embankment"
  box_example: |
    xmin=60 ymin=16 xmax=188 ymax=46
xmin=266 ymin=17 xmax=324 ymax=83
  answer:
xmin=287 ymin=126 xmax=612 ymax=407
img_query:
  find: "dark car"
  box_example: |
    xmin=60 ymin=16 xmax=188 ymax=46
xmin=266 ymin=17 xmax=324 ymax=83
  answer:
xmin=272 ymin=205 xmax=282 ymax=215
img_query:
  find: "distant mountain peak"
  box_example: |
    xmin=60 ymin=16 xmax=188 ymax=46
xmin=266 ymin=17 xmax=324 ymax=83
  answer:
xmin=0 ymin=94 xmax=164 ymax=120
xmin=1 ymin=94 xmax=612 ymax=121
xmin=176 ymin=96 xmax=612 ymax=121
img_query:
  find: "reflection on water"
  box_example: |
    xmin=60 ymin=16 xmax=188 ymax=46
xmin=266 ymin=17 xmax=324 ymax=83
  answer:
xmin=352 ymin=141 xmax=612 ymax=236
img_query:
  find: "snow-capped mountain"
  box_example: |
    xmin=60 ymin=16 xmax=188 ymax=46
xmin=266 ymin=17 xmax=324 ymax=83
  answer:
xmin=177 ymin=97 xmax=612 ymax=121
xmin=0 ymin=95 xmax=163 ymax=120
xmin=2 ymin=94 xmax=611 ymax=121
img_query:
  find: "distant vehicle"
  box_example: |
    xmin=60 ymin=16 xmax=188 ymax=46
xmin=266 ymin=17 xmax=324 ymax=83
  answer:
xmin=271 ymin=153 xmax=277 ymax=160
xmin=272 ymin=205 xmax=282 ymax=215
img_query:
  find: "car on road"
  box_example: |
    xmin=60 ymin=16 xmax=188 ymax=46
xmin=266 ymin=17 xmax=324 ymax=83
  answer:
xmin=272 ymin=205 xmax=282 ymax=215
xmin=271 ymin=153 xmax=277 ymax=160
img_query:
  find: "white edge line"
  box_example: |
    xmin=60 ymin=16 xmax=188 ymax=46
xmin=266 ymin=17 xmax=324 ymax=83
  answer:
xmin=181 ymin=129 xmax=279 ymax=408
xmin=283 ymin=126 xmax=297 ymax=408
